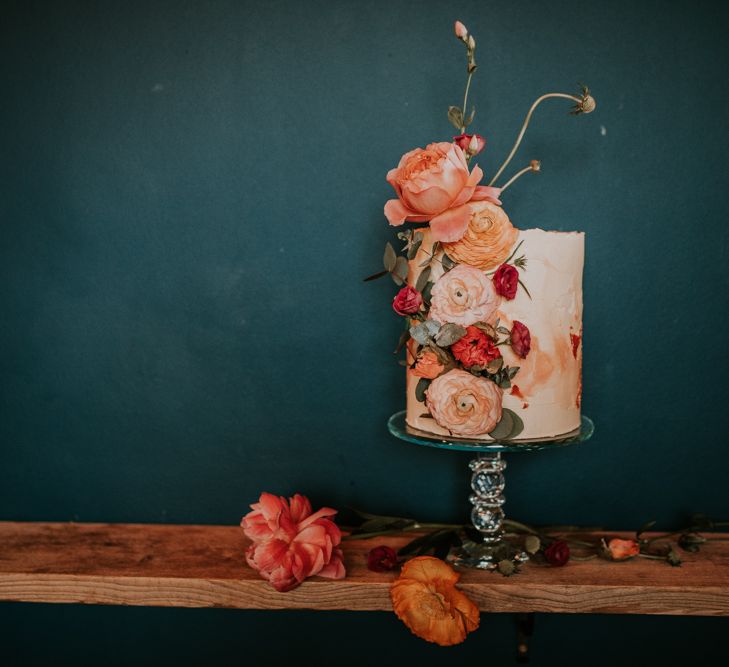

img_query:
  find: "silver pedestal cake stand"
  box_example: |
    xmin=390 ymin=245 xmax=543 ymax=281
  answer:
xmin=387 ymin=411 xmax=594 ymax=570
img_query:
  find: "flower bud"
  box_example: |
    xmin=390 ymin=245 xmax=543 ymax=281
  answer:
xmin=454 ymin=20 xmax=468 ymax=40
xmin=530 ymin=159 xmax=541 ymax=172
xmin=453 ymin=133 xmax=486 ymax=156
xmin=467 ymin=35 xmax=476 ymax=50
xmin=581 ymin=95 xmax=596 ymax=113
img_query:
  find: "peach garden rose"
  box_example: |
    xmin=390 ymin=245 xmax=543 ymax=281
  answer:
xmin=442 ymin=201 xmax=519 ymax=270
xmin=426 ymin=369 xmax=503 ymax=436
xmin=428 ymin=264 xmax=500 ymax=327
xmin=384 ymin=142 xmax=501 ymax=242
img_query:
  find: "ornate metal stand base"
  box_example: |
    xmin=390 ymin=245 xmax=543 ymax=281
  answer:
xmin=448 ymin=453 xmax=529 ymax=570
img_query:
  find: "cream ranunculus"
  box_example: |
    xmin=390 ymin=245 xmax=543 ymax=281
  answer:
xmin=442 ymin=201 xmax=519 ymax=270
xmin=425 ymin=369 xmax=503 ymax=436
xmin=428 ymin=264 xmax=500 ymax=326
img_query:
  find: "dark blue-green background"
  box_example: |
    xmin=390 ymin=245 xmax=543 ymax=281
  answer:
xmin=2 ymin=0 xmax=728 ymax=664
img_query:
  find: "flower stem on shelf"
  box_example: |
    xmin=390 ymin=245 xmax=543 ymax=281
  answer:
xmin=489 ymin=92 xmax=586 ymax=187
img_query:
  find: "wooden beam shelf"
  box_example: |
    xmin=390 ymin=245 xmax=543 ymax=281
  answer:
xmin=1 ymin=522 xmax=728 ymax=616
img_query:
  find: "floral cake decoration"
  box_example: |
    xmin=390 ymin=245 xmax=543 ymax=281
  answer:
xmin=367 ymin=20 xmax=595 ymax=440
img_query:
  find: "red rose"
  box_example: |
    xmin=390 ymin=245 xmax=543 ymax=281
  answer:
xmin=453 ymin=133 xmax=486 ymax=156
xmin=392 ymin=286 xmax=422 ymax=316
xmin=544 ymin=540 xmax=570 ymax=566
xmin=510 ymin=321 xmax=531 ymax=359
xmin=492 ymin=264 xmax=518 ymax=300
xmin=451 ymin=325 xmax=501 ymax=368
xmin=367 ymin=545 xmax=399 ymax=572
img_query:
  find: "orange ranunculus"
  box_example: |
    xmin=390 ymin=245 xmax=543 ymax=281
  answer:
xmin=442 ymin=201 xmax=519 ymax=270
xmin=607 ymin=538 xmax=640 ymax=561
xmin=411 ymin=351 xmax=445 ymax=379
xmin=390 ymin=556 xmax=480 ymax=646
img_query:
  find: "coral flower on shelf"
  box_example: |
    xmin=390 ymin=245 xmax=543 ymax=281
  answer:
xmin=390 ymin=556 xmax=480 ymax=646
xmin=241 ymin=492 xmax=345 ymax=592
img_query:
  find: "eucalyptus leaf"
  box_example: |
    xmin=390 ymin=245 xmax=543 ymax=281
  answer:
xmin=507 ymin=409 xmax=525 ymax=439
xmin=421 ymin=281 xmax=434 ymax=305
xmin=407 ymin=238 xmax=423 ymax=260
xmin=442 ymin=253 xmax=456 ymax=271
xmin=474 ymin=322 xmax=497 ymax=340
xmin=496 ymin=326 xmax=511 ymax=335
xmin=424 ymin=319 xmax=441 ymax=337
xmin=434 ymin=323 xmax=467 ymax=347
xmin=508 ymin=366 xmax=520 ymax=379
xmin=415 ymin=377 xmax=431 ymax=403
xmin=409 ymin=323 xmax=432 ymax=346
xmin=486 ymin=357 xmax=504 ymax=374
xmin=488 ymin=409 xmax=514 ymax=440
xmin=415 ymin=265 xmax=431 ymax=293
xmin=394 ymin=256 xmax=409 ymax=283
xmin=383 ymin=242 xmax=397 ymax=272
xmin=498 ymin=376 xmax=512 ymax=390
xmin=447 ymin=105 xmax=464 ymax=130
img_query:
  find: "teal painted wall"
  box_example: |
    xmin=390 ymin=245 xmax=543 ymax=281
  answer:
xmin=1 ymin=0 xmax=728 ymax=664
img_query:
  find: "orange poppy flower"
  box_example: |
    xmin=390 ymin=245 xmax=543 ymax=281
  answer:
xmin=390 ymin=556 xmax=480 ymax=646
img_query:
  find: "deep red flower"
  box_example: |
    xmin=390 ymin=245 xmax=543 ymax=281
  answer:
xmin=492 ymin=264 xmax=518 ymax=300
xmin=510 ymin=321 xmax=531 ymax=359
xmin=544 ymin=540 xmax=570 ymax=566
xmin=367 ymin=545 xmax=399 ymax=572
xmin=453 ymin=133 xmax=486 ymax=156
xmin=451 ymin=325 xmax=501 ymax=368
xmin=392 ymin=286 xmax=423 ymax=316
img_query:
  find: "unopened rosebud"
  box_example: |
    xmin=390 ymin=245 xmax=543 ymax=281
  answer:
xmin=530 ymin=160 xmax=541 ymax=172
xmin=454 ymin=20 xmax=468 ymax=40
xmin=453 ymin=133 xmax=486 ymax=156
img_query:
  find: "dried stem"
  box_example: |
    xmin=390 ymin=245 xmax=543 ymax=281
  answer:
xmin=500 ymin=162 xmax=539 ymax=194
xmin=489 ymin=92 xmax=582 ymax=186
xmin=460 ymin=71 xmax=473 ymax=134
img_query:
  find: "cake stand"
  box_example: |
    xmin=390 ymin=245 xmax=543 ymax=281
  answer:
xmin=387 ymin=411 xmax=594 ymax=569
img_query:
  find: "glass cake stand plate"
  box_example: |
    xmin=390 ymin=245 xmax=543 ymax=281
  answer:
xmin=387 ymin=411 xmax=594 ymax=570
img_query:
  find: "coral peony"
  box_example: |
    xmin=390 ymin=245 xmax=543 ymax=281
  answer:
xmin=510 ymin=321 xmax=531 ymax=359
xmin=390 ymin=556 xmax=480 ymax=646
xmin=492 ymin=264 xmax=519 ymax=300
xmin=451 ymin=325 xmax=501 ymax=368
xmin=428 ymin=264 xmax=500 ymax=327
xmin=241 ymin=492 xmax=346 ymax=592
xmin=392 ymin=286 xmax=422 ymax=316
xmin=608 ymin=538 xmax=640 ymax=561
xmin=544 ymin=540 xmax=570 ymax=566
xmin=411 ymin=350 xmax=445 ymax=379
xmin=367 ymin=545 xmax=399 ymax=572
xmin=426 ymin=369 xmax=503 ymax=436
xmin=384 ymin=142 xmax=501 ymax=242
xmin=442 ymin=201 xmax=519 ymax=270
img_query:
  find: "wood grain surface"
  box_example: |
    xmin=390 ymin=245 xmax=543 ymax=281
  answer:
xmin=1 ymin=522 xmax=728 ymax=615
